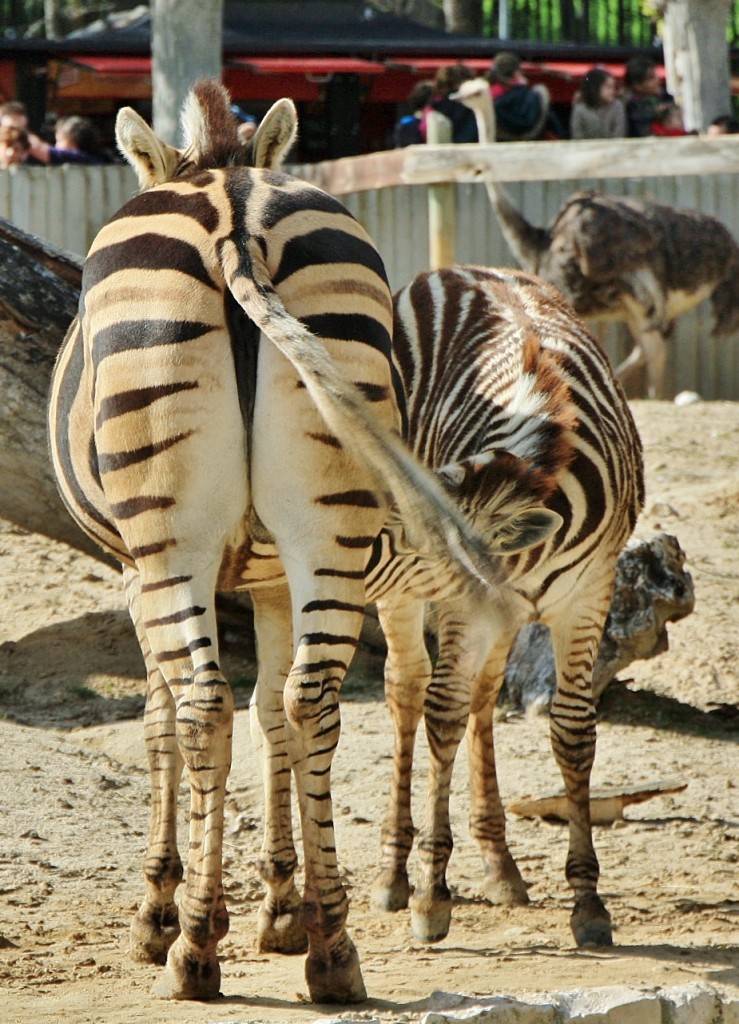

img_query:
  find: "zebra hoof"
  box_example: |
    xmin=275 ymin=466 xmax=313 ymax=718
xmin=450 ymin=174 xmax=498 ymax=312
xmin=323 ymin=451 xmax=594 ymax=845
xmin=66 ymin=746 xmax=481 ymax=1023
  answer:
xmin=305 ymin=936 xmax=367 ymax=1004
xmin=257 ymin=901 xmax=309 ymax=955
xmin=371 ymin=869 xmax=411 ymax=912
xmin=482 ymin=858 xmax=530 ymax=906
xmin=151 ymin=944 xmax=222 ymax=1000
xmin=571 ymin=893 xmax=613 ymax=947
xmin=409 ymin=889 xmax=452 ymax=943
xmin=129 ymin=902 xmax=180 ymax=964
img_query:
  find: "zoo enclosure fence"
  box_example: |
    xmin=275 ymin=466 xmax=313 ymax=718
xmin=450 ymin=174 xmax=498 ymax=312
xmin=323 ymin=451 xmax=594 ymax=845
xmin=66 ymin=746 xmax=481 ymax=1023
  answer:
xmin=1 ymin=136 xmax=737 ymax=401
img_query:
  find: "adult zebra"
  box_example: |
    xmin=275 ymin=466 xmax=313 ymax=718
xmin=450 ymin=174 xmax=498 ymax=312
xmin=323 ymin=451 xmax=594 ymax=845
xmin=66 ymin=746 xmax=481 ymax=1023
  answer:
xmin=371 ymin=265 xmax=645 ymax=946
xmin=251 ymin=266 xmax=644 ymax=954
xmin=48 ymin=84 xmax=518 ymax=1003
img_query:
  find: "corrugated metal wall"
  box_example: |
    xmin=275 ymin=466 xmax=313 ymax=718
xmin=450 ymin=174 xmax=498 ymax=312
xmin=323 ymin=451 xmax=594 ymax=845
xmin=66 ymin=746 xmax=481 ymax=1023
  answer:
xmin=0 ymin=164 xmax=736 ymax=398
xmin=0 ymin=164 xmax=137 ymax=258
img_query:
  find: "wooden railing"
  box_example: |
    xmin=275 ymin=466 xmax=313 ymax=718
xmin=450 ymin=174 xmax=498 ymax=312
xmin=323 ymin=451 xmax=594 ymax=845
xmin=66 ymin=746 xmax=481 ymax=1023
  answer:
xmin=293 ymin=134 xmax=739 ymax=270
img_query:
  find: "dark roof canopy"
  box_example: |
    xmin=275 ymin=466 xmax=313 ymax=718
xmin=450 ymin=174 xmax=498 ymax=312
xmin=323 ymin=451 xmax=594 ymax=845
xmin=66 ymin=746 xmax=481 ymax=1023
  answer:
xmin=67 ymin=1 xmax=476 ymax=54
xmin=4 ymin=0 xmax=660 ymax=64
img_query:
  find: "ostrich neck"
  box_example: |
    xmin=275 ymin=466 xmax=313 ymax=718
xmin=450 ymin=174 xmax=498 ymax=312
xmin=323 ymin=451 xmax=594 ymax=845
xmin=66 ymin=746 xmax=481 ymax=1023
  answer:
xmin=472 ymin=102 xmax=496 ymax=147
xmin=469 ymin=101 xmax=506 ymax=210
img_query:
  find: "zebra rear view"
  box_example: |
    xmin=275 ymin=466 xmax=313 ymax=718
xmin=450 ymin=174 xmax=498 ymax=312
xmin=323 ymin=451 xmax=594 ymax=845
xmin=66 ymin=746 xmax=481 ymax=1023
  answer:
xmin=48 ymin=83 xmax=498 ymax=1004
xmin=370 ymin=266 xmax=644 ymax=947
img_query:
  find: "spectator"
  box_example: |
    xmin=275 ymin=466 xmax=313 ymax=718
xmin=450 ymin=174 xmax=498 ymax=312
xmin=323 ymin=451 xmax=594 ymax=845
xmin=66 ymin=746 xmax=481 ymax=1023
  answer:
xmin=0 ymin=100 xmax=44 ymax=164
xmin=706 ymin=114 xmax=739 ymax=136
xmin=0 ymin=124 xmax=31 ymax=168
xmin=623 ymin=56 xmax=674 ymax=137
xmin=570 ymin=67 xmax=626 ymax=139
xmin=31 ymin=115 xmax=111 ymax=166
xmin=425 ymin=64 xmax=478 ymax=143
xmin=393 ymin=80 xmax=434 ymax=147
xmin=0 ymin=99 xmax=30 ymax=131
xmin=231 ymin=104 xmax=258 ymax=144
xmin=650 ymin=103 xmax=687 ymax=137
xmin=237 ymin=118 xmax=258 ymax=144
xmin=487 ymin=51 xmax=560 ymax=140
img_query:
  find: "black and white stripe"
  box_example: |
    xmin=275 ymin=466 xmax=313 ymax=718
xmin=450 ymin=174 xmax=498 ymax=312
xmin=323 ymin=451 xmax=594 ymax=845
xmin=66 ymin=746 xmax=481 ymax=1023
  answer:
xmin=366 ymin=265 xmax=645 ymax=946
xmin=48 ymin=84 xmax=493 ymax=1005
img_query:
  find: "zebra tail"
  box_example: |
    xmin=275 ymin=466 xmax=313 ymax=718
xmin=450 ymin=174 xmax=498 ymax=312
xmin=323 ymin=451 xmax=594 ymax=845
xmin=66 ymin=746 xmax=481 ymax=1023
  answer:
xmin=221 ymin=258 xmax=499 ymax=592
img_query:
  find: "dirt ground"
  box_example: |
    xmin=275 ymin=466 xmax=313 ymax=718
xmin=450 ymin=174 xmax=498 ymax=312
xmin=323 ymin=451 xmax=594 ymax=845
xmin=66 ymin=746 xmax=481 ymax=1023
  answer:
xmin=0 ymin=400 xmax=737 ymax=1024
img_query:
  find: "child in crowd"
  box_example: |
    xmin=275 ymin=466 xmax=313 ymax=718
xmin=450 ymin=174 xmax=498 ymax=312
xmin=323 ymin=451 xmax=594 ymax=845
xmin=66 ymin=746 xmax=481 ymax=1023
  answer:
xmin=623 ymin=56 xmax=674 ymax=137
xmin=424 ymin=64 xmax=478 ymax=143
xmin=393 ymin=80 xmax=434 ymax=147
xmin=706 ymin=114 xmax=739 ymax=136
xmin=32 ymin=115 xmax=111 ymax=165
xmin=650 ymin=103 xmax=687 ymax=137
xmin=570 ymin=67 xmax=626 ymax=139
xmin=487 ymin=51 xmax=561 ymax=140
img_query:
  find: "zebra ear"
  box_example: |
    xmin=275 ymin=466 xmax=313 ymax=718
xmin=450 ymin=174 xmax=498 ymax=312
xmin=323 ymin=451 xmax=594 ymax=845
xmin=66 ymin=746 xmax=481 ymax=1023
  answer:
xmin=436 ymin=461 xmax=467 ymax=491
xmin=491 ymin=508 xmax=562 ymax=554
xmin=437 ymin=450 xmax=496 ymax=492
xmin=115 ymin=106 xmax=181 ymax=191
xmin=248 ymin=98 xmax=298 ymax=170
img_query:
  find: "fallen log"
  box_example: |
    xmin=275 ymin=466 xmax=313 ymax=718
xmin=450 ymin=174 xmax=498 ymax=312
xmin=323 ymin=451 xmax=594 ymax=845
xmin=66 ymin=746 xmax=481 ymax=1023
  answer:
xmin=0 ymin=218 xmax=115 ymax=566
xmin=507 ymin=779 xmax=689 ymax=824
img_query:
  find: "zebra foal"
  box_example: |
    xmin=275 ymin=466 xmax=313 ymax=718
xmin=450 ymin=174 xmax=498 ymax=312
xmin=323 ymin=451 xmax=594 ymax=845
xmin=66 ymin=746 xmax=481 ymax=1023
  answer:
xmin=367 ymin=266 xmax=645 ymax=947
xmin=48 ymin=84 xmax=503 ymax=1003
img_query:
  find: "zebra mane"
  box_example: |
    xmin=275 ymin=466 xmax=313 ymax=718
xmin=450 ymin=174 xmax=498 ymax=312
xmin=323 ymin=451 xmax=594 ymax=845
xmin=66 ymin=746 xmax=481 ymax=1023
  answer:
xmin=517 ymin=333 xmax=578 ymax=473
xmin=181 ymin=81 xmax=298 ymax=173
xmin=180 ymin=80 xmax=244 ymax=170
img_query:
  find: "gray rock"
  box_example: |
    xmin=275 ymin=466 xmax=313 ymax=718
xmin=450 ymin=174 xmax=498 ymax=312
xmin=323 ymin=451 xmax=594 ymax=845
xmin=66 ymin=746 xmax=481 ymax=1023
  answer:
xmin=502 ymin=532 xmax=694 ymax=712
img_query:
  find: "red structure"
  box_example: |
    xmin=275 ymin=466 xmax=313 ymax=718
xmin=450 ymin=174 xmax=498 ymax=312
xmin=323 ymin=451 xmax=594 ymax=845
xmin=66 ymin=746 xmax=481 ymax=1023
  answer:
xmin=0 ymin=1 xmax=732 ymax=161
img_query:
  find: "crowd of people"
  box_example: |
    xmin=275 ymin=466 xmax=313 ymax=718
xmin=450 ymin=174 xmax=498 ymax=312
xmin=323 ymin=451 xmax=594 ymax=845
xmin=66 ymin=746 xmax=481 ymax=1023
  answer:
xmin=0 ymin=98 xmax=268 ymax=171
xmin=392 ymin=53 xmax=739 ymax=147
xmin=0 ymin=100 xmax=114 ymax=169
xmin=1 ymin=58 xmax=736 ymax=171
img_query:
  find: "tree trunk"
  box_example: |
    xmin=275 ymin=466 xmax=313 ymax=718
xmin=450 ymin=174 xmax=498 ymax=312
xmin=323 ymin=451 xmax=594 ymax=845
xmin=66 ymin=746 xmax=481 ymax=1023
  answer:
xmin=658 ymin=0 xmax=733 ymax=131
xmin=44 ymin=0 xmax=63 ymax=40
xmin=151 ymin=0 xmax=224 ymax=145
xmin=0 ymin=218 xmax=118 ymax=567
xmin=442 ymin=0 xmax=482 ymax=35
xmin=384 ymin=1 xmax=444 ymax=29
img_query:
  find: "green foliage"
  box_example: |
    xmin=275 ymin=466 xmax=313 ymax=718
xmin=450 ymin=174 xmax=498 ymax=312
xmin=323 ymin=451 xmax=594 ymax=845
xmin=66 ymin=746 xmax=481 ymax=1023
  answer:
xmin=2 ymin=1 xmax=737 ymax=48
xmin=482 ymin=0 xmax=657 ymax=46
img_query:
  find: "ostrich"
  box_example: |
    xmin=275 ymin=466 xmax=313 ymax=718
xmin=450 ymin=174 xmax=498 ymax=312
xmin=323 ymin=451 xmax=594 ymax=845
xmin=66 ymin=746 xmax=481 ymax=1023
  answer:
xmin=453 ymin=77 xmax=739 ymax=398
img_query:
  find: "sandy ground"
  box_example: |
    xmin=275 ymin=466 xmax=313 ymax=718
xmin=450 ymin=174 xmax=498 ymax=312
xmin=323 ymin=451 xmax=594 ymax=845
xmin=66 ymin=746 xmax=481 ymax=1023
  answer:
xmin=0 ymin=400 xmax=737 ymax=1024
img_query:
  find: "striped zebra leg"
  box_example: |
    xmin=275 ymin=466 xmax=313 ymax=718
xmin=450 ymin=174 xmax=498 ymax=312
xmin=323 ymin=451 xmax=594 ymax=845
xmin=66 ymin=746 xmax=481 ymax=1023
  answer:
xmin=372 ymin=596 xmax=431 ymax=913
xmin=466 ymin=632 xmax=530 ymax=906
xmin=547 ymin=569 xmax=616 ymax=948
xmin=249 ymin=584 xmax=308 ymax=956
xmin=124 ymin=568 xmax=184 ymax=965
xmin=139 ymin=579 xmax=234 ymax=1000
xmin=281 ymin=584 xmax=371 ymax=1004
xmin=408 ymin=604 xmax=489 ymax=943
